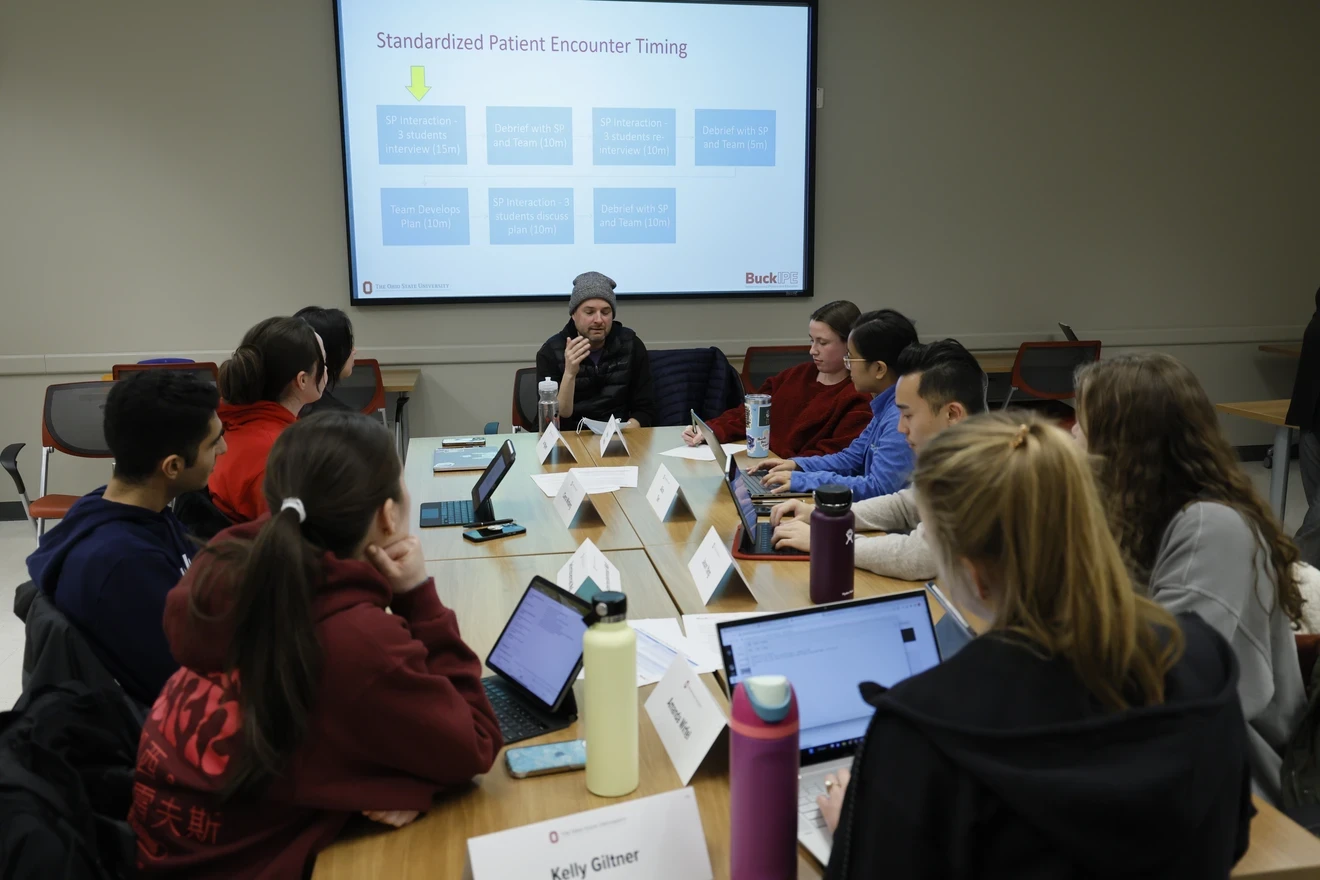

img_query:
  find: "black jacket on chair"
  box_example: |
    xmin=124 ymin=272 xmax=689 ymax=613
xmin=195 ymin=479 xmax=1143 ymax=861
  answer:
xmin=536 ymin=320 xmax=656 ymax=428
xmin=1286 ymin=286 xmax=1320 ymax=432
xmin=825 ymin=614 xmax=1253 ymax=880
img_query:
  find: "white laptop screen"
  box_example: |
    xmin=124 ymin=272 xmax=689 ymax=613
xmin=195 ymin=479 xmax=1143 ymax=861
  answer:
xmin=717 ymin=592 xmax=941 ymax=763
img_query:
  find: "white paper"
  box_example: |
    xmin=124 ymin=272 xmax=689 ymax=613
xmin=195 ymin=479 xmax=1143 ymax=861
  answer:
xmin=646 ymin=463 xmax=684 ymax=520
xmin=530 ymin=472 xmax=621 ymax=498
xmin=577 ymin=466 xmax=638 ymax=489
xmin=644 ymin=655 xmax=729 ymax=786
xmin=553 ymin=470 xmax=591 ymax=527
xmin=659 ymin=442 xmax=747 ymax=462
xmin=535 ymin=423 xmax=571 ymax=465
xmin=467 ymin=788 xmax=713 ymax=880
xmin=556 ymin=539 xmax=620 ymax=599
xmin=682 ymin=612 xmax=771 ymax=674
xmin=577 ymin=618 xmax=718 ymax=687
xmin=687 ymin=526 xmax=739 ymax=605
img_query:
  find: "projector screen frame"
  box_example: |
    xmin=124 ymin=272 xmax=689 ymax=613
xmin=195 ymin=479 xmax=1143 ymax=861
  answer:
xmin=333 ymin=0 xmax=819 ymax=307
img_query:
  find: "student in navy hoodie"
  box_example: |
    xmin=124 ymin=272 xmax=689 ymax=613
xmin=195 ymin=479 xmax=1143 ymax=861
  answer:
xmin=26 ymin=370 xmax=227 ymax=705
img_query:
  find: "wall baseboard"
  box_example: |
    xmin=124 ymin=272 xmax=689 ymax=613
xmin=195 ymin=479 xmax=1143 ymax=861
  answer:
xmin=0 ymin=501 xmax=27 ymax=522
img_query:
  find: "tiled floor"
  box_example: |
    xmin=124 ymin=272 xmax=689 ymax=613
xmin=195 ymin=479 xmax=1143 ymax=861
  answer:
xmin=0 ymin=459 xmax=1311 ymax=710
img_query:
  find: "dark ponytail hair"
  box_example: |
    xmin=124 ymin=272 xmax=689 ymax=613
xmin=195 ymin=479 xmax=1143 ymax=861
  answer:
xmin=294 ymin=306 xmax=354 ymax=390
xmin=219 ymin=316 xmax=325 ymax=405
xmin=192 ymin=411 xmax=402 ymax=798
xmin=809 ymin=300 xmax=861 ymax=344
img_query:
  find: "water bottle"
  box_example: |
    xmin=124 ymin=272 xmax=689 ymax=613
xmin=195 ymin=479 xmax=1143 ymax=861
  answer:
xmin=582 ymin=591 xmax=638 ymax=797
xmin=537 ymin=377 xmax=559 ymax=433
xmin=744 ymin=393 xmax=771 ymax=458
xmin=730 ymin=675 xmax=799 ymax=880
xmin=809 ymin=484 xmax=855 ymax=604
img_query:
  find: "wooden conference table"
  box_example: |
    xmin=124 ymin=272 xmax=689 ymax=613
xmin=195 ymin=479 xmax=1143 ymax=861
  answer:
xmin=1216 ymin=399 xmax=1296 ymax=519
xmin=314 ymin=427 xmax=1320 ymax=879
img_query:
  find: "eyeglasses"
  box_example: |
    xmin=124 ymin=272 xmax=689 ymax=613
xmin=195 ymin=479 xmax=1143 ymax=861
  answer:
xmin=843 ymin=354 xmax=868 ymax=370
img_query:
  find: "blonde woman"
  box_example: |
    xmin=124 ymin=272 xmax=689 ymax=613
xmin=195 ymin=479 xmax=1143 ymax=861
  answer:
xmin=1074 ymin=353 xmax=1305 ymax=805
xmin=820 ymin=415 xmax=1252 ymax=879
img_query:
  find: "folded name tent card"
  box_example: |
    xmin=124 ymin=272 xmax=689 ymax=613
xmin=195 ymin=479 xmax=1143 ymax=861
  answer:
xmin=536 ymin=423 xmax=576 ymax=465
xmin=467 ymin=788 xmax=713 ymax=880
xmin=599 ymin=415 xmax=631 ymax=457
xmin=644 ymin=653 xmax=729 ymax=786
xmin=687 ymin=526 xmax=752 ymax=605
xmin=553 ymin=470 xmax=598 ymax=527
xmin=645 ymin=464 xmax=692 ymax=521
xmin=557 ymin=538 xmax=620 ymax=601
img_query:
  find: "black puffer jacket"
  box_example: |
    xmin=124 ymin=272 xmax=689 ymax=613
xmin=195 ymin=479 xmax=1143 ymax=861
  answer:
xmin=536 ymin=319 xmax=656 ymax=428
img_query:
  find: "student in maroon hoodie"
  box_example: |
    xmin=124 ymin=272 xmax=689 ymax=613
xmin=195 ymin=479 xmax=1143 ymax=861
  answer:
xmin=681 ymin=300 xmax=873 ymax=458
xmin=208 ymin=316 xmax=327 ymax=523
xmin=133 ymin=411 xmax=502 ymax=878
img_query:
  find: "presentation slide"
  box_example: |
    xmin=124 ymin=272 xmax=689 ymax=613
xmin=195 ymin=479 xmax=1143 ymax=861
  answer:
xmin=334 ymin=0 xmax=815 ymax=304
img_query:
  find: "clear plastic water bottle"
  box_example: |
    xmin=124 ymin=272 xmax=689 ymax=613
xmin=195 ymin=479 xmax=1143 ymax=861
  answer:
xmin=537 ymin=377 xmax=559 ymax=433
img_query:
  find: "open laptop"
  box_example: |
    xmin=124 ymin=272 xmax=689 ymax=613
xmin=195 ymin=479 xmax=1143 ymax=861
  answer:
xmin=724 ymin=459 xmax=809 ymax=560
xmin=716 ymin=591 xmax=942 ymax=864
xmin=691 ymin=409 xmax=811 ymax=502
xmin=483 ymin=577 xmax=590 ymax=744
xmin=1058 ymin=322 xmax=1079 ymax=341
xmin=421 ymin=439 xmax=515 ymax=526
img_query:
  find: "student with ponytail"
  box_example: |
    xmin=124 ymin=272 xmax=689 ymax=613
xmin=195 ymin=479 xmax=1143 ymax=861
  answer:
xmin=133 ymin=412 xmax=502 ymax=878
xmin=820 ymin=414 xmax=1253 ymax=879
xmin=208 ymin=316 xmax=327 ymax=523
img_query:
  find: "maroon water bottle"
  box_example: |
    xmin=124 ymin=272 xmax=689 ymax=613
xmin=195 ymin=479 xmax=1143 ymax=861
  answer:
xmin=810 ymin=484 xmax=854 ymax=604
xmin=730 ymin=675 xmax=799 ymax=880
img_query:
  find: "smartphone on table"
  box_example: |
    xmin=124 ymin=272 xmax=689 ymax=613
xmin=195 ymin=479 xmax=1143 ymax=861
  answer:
xmin=506 ymin=739 xmax=587 ymax=778
xmin=462 ymin=523 xmax=526 ymax=543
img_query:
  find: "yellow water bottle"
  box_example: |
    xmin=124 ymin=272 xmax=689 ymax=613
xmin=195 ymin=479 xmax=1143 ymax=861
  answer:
xmin=582 ymin=591 xmax=638 ymax=797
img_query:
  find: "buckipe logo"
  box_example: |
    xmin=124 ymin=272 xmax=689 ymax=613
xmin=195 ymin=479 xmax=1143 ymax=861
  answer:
xmin=745 ymin=271 xmax=799 ymax=285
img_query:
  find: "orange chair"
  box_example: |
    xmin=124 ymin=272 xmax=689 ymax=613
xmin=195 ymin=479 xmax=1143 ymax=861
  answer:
xmin=740 ymin=345 xmax=813 ymax=393
xmin=1002 ymin=341 xmax=1102 ymax=425
xmin=331 ymin=358 xmax=388 ymax=426
xmin=1 ymin=380 xmax=116 ymax=535
xmin=111 ymin=362 xmax=219 ymax=383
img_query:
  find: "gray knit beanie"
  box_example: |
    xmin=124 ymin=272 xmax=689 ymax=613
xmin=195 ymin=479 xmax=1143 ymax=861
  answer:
xmin=569 ymin=271 xmax=618 ymax=314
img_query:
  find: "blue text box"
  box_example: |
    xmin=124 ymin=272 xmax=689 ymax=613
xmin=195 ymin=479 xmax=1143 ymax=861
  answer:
xmin=381 ymin=188 xmax=470 ymax=246
xmin=594 ymin=188 xmax=676 ymax=244
xmin=377 ymin=105 xmax=467 ymax=165
xmin=694 ymin=109 xmax=776 ymax=166
xmin=489 ymin=188 xmax=574 ymax=245
xmin=486 ymin=107 xmax=573 ymax=165
xmin=592 ymin=108 xmax=676 ymax=166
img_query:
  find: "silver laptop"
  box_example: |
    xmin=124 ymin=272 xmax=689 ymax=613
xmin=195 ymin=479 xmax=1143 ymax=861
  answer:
xmin=690 ymin=409 xmax=812 ymax=501
xmin=716 ymin=591 xmax=943 ymax=864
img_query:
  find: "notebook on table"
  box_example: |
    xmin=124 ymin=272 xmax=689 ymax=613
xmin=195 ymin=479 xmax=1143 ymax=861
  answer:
xmin=715 ymin=591 xmax=943 ymax=865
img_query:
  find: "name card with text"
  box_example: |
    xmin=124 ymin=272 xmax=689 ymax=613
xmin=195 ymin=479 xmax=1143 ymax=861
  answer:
xmin=599 ymin=415 xmax=631 ymax=457
xmin=536 ymin=423 xmax=575 ymax=465
xmin=467 ymin=788 xmax=713 ymax=880
xmin=554 ymin=470 xmax=596 ymax=527
xmin=644 ymin=654 xmax=728 ymax=786
xmin=557 ymin=538 xmax=620 ymax=600
xmin=644 ymin=464 xmax=690 ymax=521
xmin=687 ymin=526 xmax=751 ymax=605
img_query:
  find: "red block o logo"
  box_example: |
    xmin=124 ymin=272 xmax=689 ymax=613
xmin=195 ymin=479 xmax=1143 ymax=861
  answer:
xmin=362 ymin=281 xmax=373 ymax=295
xmin=549 ymin=831 xmax=559 ymax=844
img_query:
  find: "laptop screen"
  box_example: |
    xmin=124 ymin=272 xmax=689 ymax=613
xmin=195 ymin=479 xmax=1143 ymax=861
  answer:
xmin=724 ymin=460 xmax=760 ymax=544
xmin=717 ymin=591 xmax=941 ymax=764
xmin=486 ymin=579 xmax=588 ymax=709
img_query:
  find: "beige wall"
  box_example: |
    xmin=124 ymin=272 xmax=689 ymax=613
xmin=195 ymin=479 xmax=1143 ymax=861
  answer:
xmin=2 ymin=0 xmax=1318 ymax=504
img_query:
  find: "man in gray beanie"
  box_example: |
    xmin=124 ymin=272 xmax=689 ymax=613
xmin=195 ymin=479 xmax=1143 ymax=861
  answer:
xmin=535 ymin=271 xmax=655 ymax=430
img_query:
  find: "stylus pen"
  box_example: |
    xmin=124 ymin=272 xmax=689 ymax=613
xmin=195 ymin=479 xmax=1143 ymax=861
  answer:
xmin=464 ymin=518 xmax=514 ymax=529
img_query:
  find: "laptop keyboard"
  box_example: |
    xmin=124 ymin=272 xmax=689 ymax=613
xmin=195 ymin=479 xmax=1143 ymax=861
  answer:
xmin=799 ymin=776 xmax=829 ymax=832
xmin=433 ymin=499 xmax=475 ymax=526
xmin=482 ymin=678 xmax=551 ymax=744
xmin=751 ymin=525 xmax=807 ymax=557
xmin=741 ymin=471 xmax=770 ymax=496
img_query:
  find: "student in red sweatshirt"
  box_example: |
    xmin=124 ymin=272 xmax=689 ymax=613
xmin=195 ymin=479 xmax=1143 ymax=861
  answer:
xmin=208 ymin=316 xmax=326 ymax=523
xmin=132 ymin=412 xmax=502 ymax=878
xmin=682 ymin=300 xmax=873 ymax=458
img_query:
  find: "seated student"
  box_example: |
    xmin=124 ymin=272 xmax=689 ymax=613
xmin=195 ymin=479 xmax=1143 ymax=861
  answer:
xmin=1074 ymin=352 xmax=1306 ymax=805
xmin=295 ymin=306 xmax=357 ymax=415
xmin=208 ymin=316 xmax=326 ymax=523
xmin=819 ymin=414 xmax=1254 ymax=879
xmin=132 ymin=412 xmax=502 ymax=877
xmin=26 ymin=370 xmax=226 ymax=706
xmin=759 ymin=309 xmax=918 ymax=502
xmin=535 ymin=271 xmax=656 ymax=430
xmin=680 ymin=300 xmax=872 ymax=458
xmin=769 ymin=339 xmax=987 ymax=580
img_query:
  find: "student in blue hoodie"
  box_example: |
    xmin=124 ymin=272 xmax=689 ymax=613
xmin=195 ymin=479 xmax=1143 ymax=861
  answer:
xmin=26 ymin=369 xmax=227 ymax=705
xmin=760 ymin=309 xmax=918 ymax=501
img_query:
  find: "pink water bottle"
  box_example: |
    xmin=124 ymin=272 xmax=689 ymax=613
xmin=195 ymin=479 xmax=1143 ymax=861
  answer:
xmin=730 ymin=675 xmax=799 ymax=880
